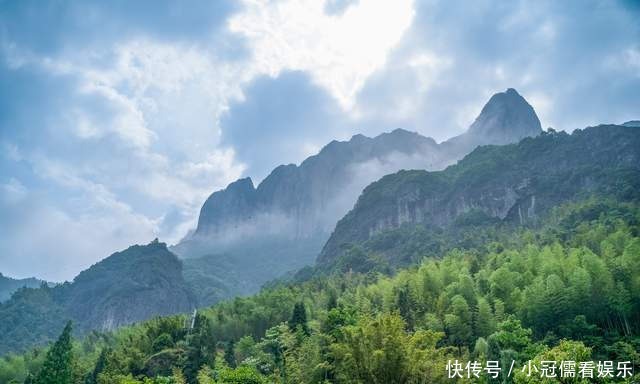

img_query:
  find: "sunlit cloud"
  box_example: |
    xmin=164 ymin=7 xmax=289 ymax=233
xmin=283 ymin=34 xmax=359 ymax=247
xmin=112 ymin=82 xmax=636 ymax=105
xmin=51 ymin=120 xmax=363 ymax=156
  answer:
xmin=229 ymin=0 xmax=415 ymax=109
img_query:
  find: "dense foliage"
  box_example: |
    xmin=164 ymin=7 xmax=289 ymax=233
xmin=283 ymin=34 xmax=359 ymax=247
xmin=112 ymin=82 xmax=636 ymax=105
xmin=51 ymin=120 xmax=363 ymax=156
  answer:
xmin=1 ymin=198 xmax=639 ymax=383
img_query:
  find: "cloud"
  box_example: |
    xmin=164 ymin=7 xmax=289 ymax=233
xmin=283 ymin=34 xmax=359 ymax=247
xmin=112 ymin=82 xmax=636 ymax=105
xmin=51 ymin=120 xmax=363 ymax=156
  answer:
xmin=229 ymin=0 xmax=415 ymax=109
xmin=221 ymin=71 xmax=358 ymax=180
xmin=0 ymin=179 xmax=159 ymax=282
xmin=0 ymin=0 xmax=238 ymax=55
xmin=350 ymin=0 xmax=640 ymax=140
xmin=0 ymin=36 xmax=247 ymax=279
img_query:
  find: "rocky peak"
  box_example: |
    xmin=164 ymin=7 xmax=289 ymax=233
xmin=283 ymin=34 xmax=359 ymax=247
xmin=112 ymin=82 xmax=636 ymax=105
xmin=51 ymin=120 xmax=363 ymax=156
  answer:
xmin=196 ymin=177 xmax=257 ymax=235
xmin=466 ymin=88 xmax=542 ymax=144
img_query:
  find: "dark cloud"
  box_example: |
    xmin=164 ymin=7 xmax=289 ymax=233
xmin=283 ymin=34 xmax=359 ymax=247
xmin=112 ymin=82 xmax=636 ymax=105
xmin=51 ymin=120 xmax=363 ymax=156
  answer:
xmin=221 ymin=71 xmax=356 ymax=181
xmin=0 ymin=0 xmax=240 ymax=55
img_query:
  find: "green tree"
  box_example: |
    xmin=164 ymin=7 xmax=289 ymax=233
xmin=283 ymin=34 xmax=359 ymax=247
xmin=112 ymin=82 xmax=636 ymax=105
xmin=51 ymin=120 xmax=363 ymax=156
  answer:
xmin=85 ymin=348 xmax=109 ymax=384
xmin=224 ymin=341 xmax=237 ymax=368
xmin=513 ymin=340 xmax=591 ymax=383
xmin=184 ymin=314 xmax=215 ymax=384
xmin=396 ymin=285 xmax=415 ymax=331
xmin=474 ymin=297 xmax=495 ymax=338
xmin=288 ymin=302 xmax=309 ymax=335
xmin=444 ymin=295 xmax=472 ymax=348
xmin=23 ymin=374 xmax=35 ymax=384
xmin=217 ymin=366 xmax=266 ymax=384
xmin=488 ymin=316 xmax=536 ymax=363
xmin=35 ymin=321 xmax=73 ymax=384
xmin=152 ymin=333 xmax=174 ymax=353
xmin=332 ymin=313 xmax=409 ymax=384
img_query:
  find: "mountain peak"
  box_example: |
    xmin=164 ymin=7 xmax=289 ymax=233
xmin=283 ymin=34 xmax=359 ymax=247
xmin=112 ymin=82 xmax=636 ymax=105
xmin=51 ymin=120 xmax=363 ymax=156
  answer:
xmin=229 ymin=177 xmax=255 ymax=191
xmin=389 ymin=128 xmax=414 ymax=135
xmin=466 ymin=88 xmax=542 ymax=143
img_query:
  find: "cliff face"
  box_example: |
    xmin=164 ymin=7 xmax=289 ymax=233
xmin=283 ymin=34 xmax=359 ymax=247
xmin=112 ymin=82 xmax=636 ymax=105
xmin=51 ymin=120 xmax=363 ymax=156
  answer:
xmin=188 ymin=128 xmax=442 ymax=242
xmin=175 ymin=128 xmax=443 ymax=304
xmin=317 ymin=125 xmax=640 ymax=266
xmin=190 ymin=88 xmax=541 ymax=245
xmin=174 ymin=88 xmax=543 ymax=305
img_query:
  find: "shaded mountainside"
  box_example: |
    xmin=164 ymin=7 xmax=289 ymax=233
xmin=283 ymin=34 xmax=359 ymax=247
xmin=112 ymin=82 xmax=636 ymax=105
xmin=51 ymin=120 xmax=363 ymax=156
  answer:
xmin=0 ymin=240 xmax=195 ymax=355
xmin=0 ymin=273 xmax=45 ymax=302
xmin=318 ymin=124 xmax=640 ymax=268
xmin=175 ymin=88 xmax=542 ymax=305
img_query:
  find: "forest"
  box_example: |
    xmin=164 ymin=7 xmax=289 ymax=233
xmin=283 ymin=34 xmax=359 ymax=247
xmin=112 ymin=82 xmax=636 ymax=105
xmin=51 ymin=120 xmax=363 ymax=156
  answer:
xmin=0 ymin=197 xmax=638 ymax=383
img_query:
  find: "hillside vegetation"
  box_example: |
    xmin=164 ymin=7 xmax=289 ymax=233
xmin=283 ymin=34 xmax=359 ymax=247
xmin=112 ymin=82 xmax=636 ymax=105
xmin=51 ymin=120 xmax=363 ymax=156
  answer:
xmin=1 ymin=198 xmax=639 ymax=383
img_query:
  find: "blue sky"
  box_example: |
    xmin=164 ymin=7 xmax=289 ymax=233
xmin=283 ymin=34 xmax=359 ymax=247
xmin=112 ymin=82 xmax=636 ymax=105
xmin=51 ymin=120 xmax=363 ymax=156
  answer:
xmin=1 ymin=0 xmax=639 ymax=281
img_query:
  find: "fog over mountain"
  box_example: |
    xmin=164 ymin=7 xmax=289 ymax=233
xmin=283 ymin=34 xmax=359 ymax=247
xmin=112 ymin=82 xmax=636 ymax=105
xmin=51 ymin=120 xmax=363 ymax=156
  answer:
xmin=172 ymin=88 xmax=542 ymax=305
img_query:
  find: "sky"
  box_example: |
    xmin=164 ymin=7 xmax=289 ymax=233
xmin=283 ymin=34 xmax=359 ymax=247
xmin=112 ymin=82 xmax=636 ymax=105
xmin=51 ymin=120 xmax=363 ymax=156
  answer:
xmin=1 ymin=0 xmax=639 ymax=281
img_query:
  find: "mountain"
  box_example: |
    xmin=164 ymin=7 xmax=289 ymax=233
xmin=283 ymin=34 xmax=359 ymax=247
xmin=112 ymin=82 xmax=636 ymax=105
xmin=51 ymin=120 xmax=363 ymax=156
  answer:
xmin=0 ymin=273 xmax=45 ymax=302
xmin=0 ymin=240 xmax=196 ymax=355
xmin=177 ymin=128 xmax=442 ymax=249
xmin=317 ymin=124 xmax=640 ymax=269
xmin=175 ymin=128 xmax=442 ymax=304
xmin=622 ymin=120 xmax=640 ymax=127
xmin=176 ymin=88 xmax=542 ymax=305
xmin=441 ymin=88 xmax=542 ymax=157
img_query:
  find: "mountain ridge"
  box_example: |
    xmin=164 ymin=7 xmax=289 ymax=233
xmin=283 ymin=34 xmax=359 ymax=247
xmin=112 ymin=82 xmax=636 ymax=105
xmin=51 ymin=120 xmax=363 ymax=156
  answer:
xmin=174 ymin=88 xmax=542 ymax=305
xmin=317 ymin=124 xmax=640 ymax=268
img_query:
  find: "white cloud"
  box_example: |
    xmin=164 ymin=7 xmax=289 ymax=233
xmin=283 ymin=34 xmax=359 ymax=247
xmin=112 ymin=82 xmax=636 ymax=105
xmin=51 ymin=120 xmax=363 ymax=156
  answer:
xmin=621 ymin=47 xmax=640 ymax=77
xmin=229 ymin=0 xmax=415 ymax=109
xmin=0 ymin=195 xmax=159 ymax=282
xmin=0 ymin=158 xmax=161 ymax=281
xmin=1 ymin=178 xmax=28 ymax=204
xmin=57 ymin=41 xmax=247 ymax=229
xmin=1 ymin=38 xmax=248 ymax=260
